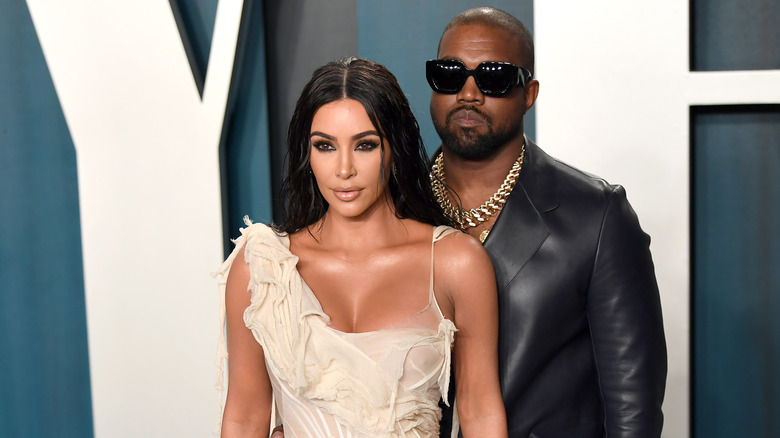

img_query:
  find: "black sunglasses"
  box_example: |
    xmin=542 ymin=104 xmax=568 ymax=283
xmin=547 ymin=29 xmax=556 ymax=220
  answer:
xmin=426 ymin=59 xmax=532 ymax=97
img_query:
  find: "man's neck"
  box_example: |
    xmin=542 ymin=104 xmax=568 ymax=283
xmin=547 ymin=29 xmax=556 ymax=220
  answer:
xmin=441 ymin=137 xmax=525 ymax=210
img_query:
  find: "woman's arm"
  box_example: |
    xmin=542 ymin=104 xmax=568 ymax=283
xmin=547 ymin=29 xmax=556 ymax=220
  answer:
xmin=221 ymin=247 xmax=274 ymax=438
xmin=437 ymin=234 xmax=507 ymax=438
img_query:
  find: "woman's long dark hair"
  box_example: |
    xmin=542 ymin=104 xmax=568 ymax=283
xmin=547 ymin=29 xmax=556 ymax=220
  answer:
xmin=276 ymin=57 xmax=450 ymax=234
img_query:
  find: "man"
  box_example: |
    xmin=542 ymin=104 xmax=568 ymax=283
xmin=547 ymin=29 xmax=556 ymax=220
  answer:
xmin=427 ymin=7 xmax=667 ymax=437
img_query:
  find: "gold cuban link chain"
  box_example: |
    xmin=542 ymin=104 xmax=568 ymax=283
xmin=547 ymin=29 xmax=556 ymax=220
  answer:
xmin=429 ymin=144 xmax=524 ymax=232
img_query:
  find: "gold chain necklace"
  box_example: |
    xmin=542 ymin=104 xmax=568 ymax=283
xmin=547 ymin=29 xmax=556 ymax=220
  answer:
xmin=430 ymin=144 xmax=524 ymax=242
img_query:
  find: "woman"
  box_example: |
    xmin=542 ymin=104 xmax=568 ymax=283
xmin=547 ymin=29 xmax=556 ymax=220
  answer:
xmin=217 ymin=57 xmax=506 ymax=437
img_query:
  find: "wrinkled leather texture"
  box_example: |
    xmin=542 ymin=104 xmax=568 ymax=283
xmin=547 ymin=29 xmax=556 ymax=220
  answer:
xmin=440 ymin=139 xmax=667 ymax=438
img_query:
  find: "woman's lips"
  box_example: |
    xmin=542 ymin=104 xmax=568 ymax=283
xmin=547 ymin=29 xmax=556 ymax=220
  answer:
xmin=333 ymin=188 xmax=361 ymax=201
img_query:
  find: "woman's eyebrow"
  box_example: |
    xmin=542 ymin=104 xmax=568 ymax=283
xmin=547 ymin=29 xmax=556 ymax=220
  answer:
xmin=310 ymin=131 xmax=334 ymax=140
xmin=352 ymin=130 xmax=380 ymax=140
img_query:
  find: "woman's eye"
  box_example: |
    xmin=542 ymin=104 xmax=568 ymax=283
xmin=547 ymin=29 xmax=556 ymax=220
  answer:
xmin=355 ymin=140 xmax=380 ymax=151
xmin=312 ymin=141 xmax=334 ymax=151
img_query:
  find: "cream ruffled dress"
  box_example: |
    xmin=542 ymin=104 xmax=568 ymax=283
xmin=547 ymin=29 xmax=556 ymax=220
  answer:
xmin=216 ymin=221 xmax=459 ymax=437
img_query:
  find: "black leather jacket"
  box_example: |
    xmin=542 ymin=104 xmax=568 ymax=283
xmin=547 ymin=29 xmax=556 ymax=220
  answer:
xmin=441 ymin=138 xmax=667 ymax=437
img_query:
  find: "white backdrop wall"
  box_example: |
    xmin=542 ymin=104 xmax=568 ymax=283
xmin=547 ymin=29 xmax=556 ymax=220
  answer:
xmin=535 ymin=4 xmax=691 ymax=435
xmin=536 ymin=2 xmax=780 ymax=437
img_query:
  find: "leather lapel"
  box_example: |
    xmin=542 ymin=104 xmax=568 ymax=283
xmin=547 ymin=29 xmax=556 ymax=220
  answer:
xmin=483 ymin=138 xmax=557 ymax=290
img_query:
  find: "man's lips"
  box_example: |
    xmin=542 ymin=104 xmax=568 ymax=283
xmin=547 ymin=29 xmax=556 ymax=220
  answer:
xmin=449 ymin=108 xmax=487 ymax=127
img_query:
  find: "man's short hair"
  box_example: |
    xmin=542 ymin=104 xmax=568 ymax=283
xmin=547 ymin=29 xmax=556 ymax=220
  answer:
xmin=441 ymin=6 xmax=535 ymax=74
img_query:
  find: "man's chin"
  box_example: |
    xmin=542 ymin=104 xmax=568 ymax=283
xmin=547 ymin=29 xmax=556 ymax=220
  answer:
xmin=435 ymin=125 xmax=496 ymax=160
xmin=444 ymin=141 xmax=496 ymax=161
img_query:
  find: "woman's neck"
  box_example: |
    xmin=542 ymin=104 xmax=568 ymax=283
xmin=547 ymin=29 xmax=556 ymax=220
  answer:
xmin=308 ymin=202 xmax=411 ymax=253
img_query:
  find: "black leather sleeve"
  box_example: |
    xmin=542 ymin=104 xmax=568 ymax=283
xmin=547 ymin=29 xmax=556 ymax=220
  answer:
xmin=587 ymin=185 xmax=667 ymax=437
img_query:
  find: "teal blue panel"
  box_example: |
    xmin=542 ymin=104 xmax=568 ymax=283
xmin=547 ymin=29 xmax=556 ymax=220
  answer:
xmin=691 ymin=0 xmax=780 ymax=71
xmin=220 ymin=0 xmax=273 ymax=252
xmin=0 ymin=1 xmax=93 ymax=437
xmin=693 ymin=105 xmax=780 ymax=437
xmin=356 ymin=1 xmax=534 ymax=155
xmin=169 ymin=0 xmax=219 ymax=95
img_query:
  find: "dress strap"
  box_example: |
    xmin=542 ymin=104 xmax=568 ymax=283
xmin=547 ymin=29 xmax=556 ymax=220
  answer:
xmin=428 ymin=226 xmax=460 ymax=316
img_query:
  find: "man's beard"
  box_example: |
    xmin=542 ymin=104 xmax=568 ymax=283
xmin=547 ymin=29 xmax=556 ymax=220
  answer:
xmin=433 ymin=105 xmax=522 ymax=160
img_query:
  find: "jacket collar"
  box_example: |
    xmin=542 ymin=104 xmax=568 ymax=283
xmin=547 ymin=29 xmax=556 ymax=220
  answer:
xmin=518 ymin=136 xmax=559 ymax=214
xmin=483 ymin=136 xmax=557 ymax=290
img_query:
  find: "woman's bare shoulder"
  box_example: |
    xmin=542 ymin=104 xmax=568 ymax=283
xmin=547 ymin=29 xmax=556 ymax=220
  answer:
xmin=435 ymin=229 xmax=492 ymax=267
xmin=225 ymin=242 xmax=250 ymax=285
xmin=434 ymin=229 xmax=494 ymax=294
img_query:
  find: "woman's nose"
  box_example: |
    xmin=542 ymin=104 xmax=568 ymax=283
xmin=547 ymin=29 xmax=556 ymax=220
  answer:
xmin=336 ymin=151 xmax=356 ymax=178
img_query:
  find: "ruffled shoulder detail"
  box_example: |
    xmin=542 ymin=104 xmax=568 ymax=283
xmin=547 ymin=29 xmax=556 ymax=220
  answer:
xmin=213 ymin=219 xmax=299 ymax=427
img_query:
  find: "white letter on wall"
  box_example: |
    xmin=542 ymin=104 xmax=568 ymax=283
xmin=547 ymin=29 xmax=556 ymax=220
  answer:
xmin=26 ymin=0 xmax=245 ymax=435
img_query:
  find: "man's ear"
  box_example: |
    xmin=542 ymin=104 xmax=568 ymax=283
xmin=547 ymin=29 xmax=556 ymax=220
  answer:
xmin=524 ymin=79 xmax=540 ymax=112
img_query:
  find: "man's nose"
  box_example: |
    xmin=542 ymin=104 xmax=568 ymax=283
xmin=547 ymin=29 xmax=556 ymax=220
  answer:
xmin=457 ymin=75 xmax=485 ymax=104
